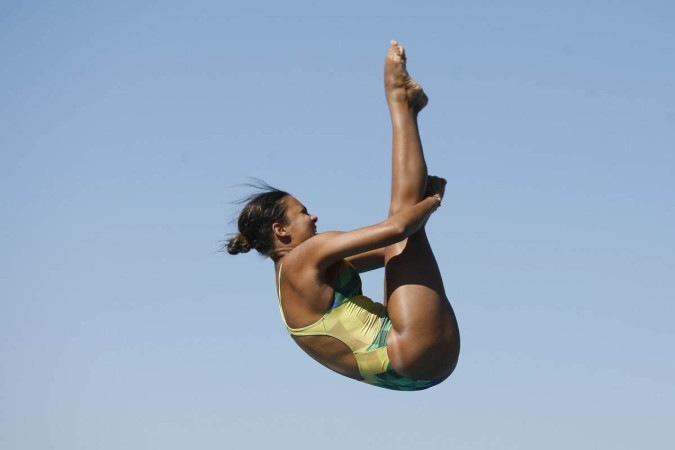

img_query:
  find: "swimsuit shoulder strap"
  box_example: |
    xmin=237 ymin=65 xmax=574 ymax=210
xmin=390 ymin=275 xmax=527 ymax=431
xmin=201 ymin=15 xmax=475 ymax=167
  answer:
xmin=276 ymin=264 xmax=291 ymax=328
xmin=276 ymin=263 xmax=328 ymax=335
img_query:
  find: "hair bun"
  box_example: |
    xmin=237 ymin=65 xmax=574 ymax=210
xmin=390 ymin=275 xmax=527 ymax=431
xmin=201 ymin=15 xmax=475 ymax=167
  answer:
xmin=227 ymin=234 xmax=251 ymax=255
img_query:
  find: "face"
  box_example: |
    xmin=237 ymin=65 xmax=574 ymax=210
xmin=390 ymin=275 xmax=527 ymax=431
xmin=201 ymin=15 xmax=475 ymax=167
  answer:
xmin=280 ymin=196 xmax=318 ymax=244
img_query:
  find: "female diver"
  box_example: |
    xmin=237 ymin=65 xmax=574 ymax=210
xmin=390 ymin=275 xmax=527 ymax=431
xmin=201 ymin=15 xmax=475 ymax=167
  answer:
xmin=227 ymin=41 xmax=460 ymax=391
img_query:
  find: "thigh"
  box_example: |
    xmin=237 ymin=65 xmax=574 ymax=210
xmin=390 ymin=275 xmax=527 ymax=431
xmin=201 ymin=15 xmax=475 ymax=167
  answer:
xmin=384 ymin=229 xmax=447 ymax=316
xmin=383 ymin=229 xmax=460 ymax=379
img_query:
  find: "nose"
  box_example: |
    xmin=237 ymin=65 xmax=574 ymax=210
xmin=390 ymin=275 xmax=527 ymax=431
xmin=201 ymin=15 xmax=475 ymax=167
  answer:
xmin=311 ymin=215 xmax=318 ymax=223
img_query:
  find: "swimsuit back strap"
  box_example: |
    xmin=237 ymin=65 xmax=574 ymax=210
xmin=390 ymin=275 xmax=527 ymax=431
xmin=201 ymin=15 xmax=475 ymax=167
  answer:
xmin=277 ymin=264 xmax=327 ymax=335
xmin=276 ymin=264 xmax=291 ymax=328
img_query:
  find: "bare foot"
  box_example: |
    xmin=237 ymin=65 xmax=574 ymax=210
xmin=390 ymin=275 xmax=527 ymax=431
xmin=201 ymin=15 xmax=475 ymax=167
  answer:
xmin=424 ymin=175 xmax=447 ymax=200
xmin=384 ymin=40 xmax=428 ymax=113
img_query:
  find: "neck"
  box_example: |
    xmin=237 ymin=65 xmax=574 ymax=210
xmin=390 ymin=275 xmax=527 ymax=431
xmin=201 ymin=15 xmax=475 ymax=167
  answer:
xmin=271 ymin=248 xmax=288 ymax=263
xmin=271 ymin=242 xmax=294 ymax=263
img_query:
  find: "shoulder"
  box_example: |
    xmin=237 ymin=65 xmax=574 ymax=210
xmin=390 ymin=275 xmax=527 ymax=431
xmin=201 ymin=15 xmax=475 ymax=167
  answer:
xmin=279 ymin=235 xmax=334 ymax=280
xmin=281 ymin=234 xmax=348 ymax=282
xmin=278 ymin=244 xmax=344 ymax=316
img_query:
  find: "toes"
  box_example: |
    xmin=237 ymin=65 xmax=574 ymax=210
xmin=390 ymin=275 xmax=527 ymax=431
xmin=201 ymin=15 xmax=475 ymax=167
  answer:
xmin=389 ymin=40 xmax=406 ymax=62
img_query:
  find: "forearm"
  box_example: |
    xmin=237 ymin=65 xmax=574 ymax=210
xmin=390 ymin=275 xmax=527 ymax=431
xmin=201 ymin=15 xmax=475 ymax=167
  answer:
xmin=386 ymin=195 xmax=441 ymax=238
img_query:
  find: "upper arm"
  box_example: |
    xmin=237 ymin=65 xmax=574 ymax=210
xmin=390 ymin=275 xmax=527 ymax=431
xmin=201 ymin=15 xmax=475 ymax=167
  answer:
xmin=345 ymin=248 xmax=385 ymax=273
xmin=302 ymin=220 xmax=403 ymax=271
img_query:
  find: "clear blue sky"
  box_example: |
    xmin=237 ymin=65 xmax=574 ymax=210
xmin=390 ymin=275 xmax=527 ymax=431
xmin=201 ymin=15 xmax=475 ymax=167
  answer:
xmin=2 ymin=1 xmax=674 ymax=449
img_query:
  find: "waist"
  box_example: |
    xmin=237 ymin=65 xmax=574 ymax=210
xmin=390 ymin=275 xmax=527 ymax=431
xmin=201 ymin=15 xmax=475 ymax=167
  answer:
xmin=285 ymin=295 xmax=388 ymax=353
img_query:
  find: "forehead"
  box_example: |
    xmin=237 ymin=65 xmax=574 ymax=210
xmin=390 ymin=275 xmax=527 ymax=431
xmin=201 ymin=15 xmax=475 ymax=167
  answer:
xmin=283 ymin=196 xmax=305 ymax=211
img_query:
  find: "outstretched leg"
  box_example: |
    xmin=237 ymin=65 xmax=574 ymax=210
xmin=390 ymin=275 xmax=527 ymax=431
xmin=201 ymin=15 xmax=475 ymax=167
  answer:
xmin=382 ymin=41 xmax=460 ymax=381
xmin=385 ymin=41 xmax=428 ymax=214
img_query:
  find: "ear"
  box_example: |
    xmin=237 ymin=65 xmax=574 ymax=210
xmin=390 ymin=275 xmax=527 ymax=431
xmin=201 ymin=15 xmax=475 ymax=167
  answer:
xmin=272 ymin=222 xmax=288 ymax=238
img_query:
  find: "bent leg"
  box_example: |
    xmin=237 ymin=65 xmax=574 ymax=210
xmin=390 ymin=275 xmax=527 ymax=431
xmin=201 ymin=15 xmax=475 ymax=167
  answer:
xmin=382 ymin=41 xmax=459 ymax=380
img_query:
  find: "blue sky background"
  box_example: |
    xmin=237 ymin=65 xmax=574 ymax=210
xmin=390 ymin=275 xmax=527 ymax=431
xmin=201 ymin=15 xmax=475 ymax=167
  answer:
xmin=2 ymin=1 xmax=674 ymax=449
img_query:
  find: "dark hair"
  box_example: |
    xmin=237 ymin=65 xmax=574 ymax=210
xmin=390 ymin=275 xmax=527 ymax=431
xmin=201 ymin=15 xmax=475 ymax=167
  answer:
xmin=226 ymin=183 xmax=290 ymax=257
